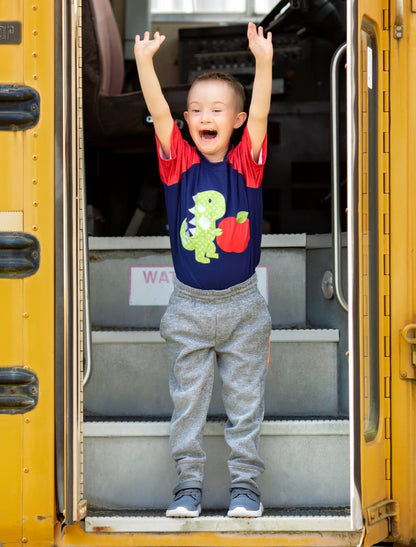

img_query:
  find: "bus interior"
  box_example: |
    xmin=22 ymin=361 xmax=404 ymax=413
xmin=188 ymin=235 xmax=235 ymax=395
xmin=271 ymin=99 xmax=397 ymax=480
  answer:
xmin=79 ymin=0 xmax=355 ymax=533
xmin=83 ymin=0 xmax=347 ymax=238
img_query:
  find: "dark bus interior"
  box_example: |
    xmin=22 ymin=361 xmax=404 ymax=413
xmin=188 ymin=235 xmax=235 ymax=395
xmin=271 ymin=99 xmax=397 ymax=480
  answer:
xmin=82 ymin=0 xmax=347 ymax=238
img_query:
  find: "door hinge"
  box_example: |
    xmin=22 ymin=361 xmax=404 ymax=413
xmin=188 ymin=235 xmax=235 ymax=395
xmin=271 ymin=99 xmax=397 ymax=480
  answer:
xmin=77 ymin=499 xmax=87 ymax=521
xmin=366 ymin=499 xmax=399 ymax=537
xmin=0 ymin=85 xmax=40 ymax=130
xmin=0 ymin=367 xmax=39 ymax=414
xmin=0 ymin=232 xmax=40 ymax=278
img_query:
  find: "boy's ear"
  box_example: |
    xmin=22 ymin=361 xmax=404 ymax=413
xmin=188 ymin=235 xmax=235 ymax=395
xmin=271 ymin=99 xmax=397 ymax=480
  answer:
xmin=184 ymin=111 xmax=189 ymax=124
xmin=234 ymin=111 xmax=247 ymax=129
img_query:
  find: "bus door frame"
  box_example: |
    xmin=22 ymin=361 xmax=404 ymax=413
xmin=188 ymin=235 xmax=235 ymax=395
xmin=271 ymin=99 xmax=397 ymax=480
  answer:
xmin=55 ymin=0 xmax=86 ymax=525
xmin=347 ymin=0 xmax=396 ymax=542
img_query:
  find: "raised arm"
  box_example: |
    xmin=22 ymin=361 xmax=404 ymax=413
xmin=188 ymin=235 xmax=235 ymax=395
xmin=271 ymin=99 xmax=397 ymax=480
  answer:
xmin=246 ymin=22 xmax=273 ymax=162
xmin=134 ymin=31 xmax=174 ymax=158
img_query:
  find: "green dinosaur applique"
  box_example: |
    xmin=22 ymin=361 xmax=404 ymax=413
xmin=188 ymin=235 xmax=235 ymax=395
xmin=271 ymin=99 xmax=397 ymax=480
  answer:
xmin=180 ymin=190 xmax=226 ymax=264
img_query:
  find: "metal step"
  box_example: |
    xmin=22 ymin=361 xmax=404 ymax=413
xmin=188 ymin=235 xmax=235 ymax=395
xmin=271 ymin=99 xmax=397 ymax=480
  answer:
xmin=88 ymin=234 xmax=307 ymax=329
xmin=85 ymin=508 xmax=361 ymax=537
xmin=84 ymin=328 xmax=339 ymax=417
xmin=83 ymin=418 xmax=349 ymax=511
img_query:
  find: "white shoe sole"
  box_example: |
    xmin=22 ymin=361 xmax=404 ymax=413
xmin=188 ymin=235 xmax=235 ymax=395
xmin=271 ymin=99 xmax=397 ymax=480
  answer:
xmin=166 ymin=504 xmax=201 ymax=517
xmin=227 ymin=503 xmax=264 ymax=518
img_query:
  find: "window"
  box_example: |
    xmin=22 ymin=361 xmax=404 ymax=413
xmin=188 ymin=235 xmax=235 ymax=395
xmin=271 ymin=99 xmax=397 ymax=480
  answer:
xmin=360 ymin=23 xmax=379 ymax=442
xmin=151 ymin=0 xmax=276 ymax=16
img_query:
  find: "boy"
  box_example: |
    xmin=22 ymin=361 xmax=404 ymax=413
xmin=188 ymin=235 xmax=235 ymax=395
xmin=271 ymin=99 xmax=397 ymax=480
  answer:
xmin=134 ymin=22 xmax=273 ymax=518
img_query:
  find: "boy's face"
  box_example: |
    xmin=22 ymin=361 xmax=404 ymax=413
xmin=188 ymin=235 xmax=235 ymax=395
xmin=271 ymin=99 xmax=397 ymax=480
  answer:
xmin=184 ymin=79 xmax=247 ymax=163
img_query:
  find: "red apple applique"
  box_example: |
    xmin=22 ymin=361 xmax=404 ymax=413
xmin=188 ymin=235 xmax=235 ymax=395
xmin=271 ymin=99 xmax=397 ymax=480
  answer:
xmin=216 ymin=211 xmax=250 ymax=253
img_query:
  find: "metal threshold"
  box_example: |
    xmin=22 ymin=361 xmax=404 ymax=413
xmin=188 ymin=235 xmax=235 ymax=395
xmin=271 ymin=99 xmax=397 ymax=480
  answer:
xmin=85 ymin=508 xmax=360 ymax=534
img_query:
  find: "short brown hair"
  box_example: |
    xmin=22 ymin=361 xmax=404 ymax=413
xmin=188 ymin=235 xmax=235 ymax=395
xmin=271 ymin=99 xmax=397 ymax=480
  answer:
xmin=189 ymin=72 xmax=246 ymax=113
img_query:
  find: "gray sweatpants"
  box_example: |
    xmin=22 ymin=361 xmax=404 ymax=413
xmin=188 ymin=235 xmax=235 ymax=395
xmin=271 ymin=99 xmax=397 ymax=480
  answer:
xmin=160 ymin=274 xmax=272 ymax=495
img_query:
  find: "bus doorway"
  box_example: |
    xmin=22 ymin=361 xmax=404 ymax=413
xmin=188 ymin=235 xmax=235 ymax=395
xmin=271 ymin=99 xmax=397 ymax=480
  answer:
xmin=80 ymin=0 xmax=358 ymax=541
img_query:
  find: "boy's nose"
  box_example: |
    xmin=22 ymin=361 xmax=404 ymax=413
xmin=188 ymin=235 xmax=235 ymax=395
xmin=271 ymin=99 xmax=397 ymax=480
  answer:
xmin=201 ymin=109 xmax=212 ymax=122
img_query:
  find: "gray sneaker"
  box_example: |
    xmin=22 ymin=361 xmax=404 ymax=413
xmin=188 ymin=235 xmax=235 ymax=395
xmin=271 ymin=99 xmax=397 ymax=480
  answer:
xmin=166 ymin=488 xmax=202 ymax=517
xmin=227 ymin=488 xmax=263 ymax=517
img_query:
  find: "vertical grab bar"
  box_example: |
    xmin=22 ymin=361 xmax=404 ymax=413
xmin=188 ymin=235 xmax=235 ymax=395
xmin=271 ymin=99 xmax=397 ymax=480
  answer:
xmin=82 ymin=127 xmax=92 ymax=387
xmin=330 ymin=42 xmax=348 ymax=312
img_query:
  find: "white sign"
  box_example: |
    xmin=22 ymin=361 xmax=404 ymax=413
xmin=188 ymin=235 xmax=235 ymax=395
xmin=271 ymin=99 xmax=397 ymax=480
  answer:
xmin=129 ymin=266 xmax=268 ymax=306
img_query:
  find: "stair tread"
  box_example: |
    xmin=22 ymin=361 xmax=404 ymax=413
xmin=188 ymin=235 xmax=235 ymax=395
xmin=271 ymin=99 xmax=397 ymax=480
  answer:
xmin=89 ymin=506 xmax=350 ymax=517
xmin=85 ymin=415 xmax=348 ymax=422
xmin=88 ymin=233 xmax=307 ymax=251
xmin=90 ymin=327 xmax=340 ymax=343
xmin=83 ymin=417 xmax=349 ymax=437
xmin=85 ymin=506 xmax=360 ymax=534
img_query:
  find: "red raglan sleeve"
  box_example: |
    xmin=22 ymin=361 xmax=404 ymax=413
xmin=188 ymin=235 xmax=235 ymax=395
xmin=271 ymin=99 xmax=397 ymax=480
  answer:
xmin=155 ymin=123 xmax=199 ymax=187
xmin=228 ymin=126 xmax=268 ymax=189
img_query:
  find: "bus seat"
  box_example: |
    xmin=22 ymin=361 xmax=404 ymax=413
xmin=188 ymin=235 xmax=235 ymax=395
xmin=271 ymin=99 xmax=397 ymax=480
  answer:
xmin=88 ymin=0 xmax=124 ymax=97
xmin=82 ymin=0 xmax=188 ymax=148
xmin=82 ymin=0 xmax=188 ymax=235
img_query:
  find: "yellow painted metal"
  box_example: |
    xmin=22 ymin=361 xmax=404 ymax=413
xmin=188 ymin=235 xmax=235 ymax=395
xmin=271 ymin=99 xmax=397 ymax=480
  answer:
xmin=56 ymin=523 xmax=363 ymax=547
xmin=0 ymin=0 xmax=414 ymax=544
xmin=1 ymin=133 xmax=24 ymax=209
xmin=0 ymin=416 xmax=23 ymax=543
xmin=0 ymin=0 xmax=26 ymax=543
xmin=389 ymin=0 xmax=416 ymax=542
xmin=0 ymin=0 xmax=56 ymax=544
xmin=357 ymin=0 xmax=393 ymax=544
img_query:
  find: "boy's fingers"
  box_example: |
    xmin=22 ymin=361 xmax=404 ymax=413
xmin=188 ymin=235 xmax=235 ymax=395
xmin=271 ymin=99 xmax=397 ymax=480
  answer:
xmin=152 ymin=31 xmax=166 ymax=44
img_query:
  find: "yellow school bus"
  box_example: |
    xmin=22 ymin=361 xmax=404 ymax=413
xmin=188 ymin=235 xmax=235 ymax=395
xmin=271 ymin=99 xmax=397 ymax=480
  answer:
xmin=0 ymin=0 xmax=415 ymax=545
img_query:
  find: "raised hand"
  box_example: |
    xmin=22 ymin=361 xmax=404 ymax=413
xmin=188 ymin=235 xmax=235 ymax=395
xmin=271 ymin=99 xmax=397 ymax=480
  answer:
xmin=134 ymin=31 xmax=166 ymax=63
xmin=247 ymin=22 xmax=273 ymax=63
xmin=246 ymin=22 xmax=273 ymax=163
xmin=133 ymin=30 xmax=173 ymax=159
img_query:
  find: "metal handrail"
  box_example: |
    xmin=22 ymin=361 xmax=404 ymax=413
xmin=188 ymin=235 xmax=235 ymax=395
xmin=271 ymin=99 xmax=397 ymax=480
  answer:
xmin=81 ymin=125 xmax=92 ymax=387
xmin=330 ymin=42 xmax=348 ymax=312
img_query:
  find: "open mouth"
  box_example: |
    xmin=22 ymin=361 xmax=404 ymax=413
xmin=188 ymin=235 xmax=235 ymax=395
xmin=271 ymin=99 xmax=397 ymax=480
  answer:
xmin=200 ymin=129 xmax=217 ymax=140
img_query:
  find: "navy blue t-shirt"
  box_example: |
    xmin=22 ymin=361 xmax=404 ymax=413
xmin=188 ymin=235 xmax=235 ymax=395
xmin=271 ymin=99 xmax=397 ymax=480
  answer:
xmin=156 ymin=123 xmax=267 ymax=290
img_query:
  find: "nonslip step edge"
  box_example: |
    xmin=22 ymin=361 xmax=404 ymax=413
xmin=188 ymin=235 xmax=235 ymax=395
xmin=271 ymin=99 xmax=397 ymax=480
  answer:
xmin=84 ymin=513 xmax=360 ymax=534
xmin=91 ymin=328 xmax=340 ymax=344
xmin=89 ymin=233 xmax=308 ymax=251
xmin=83 ymin=418 xmax=350 ymax=438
